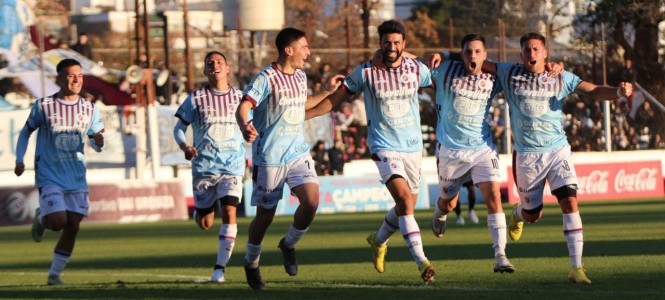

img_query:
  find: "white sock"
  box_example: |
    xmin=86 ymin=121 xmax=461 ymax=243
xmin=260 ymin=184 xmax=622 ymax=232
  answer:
xmin=216 ymin=224 xmax=237 ymax=267
xmin=375 ymin=207 xmax=399 ymax=244
xmin=48 ymin=250 xmax=71 ymax=278
xmin=434 ymin=203 xmax=449 ymax=220
xmin=284 ymin=225 xmax=308 ymax=248
xmin=563 ymin=211 xmax=584 ymax=268
xmin=244 ymin=243 xmax=262 ymax=268
xmin=513 ymin=204 xmax=525 ymax=221
xmin=487 ymin=213 xmax=507 ymax=257
xmin=398 ymin=214 xmax=428 ymax=265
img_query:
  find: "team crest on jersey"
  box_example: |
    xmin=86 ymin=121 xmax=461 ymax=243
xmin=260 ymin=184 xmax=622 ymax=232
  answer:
xmin=400 ymin=73 xmax=416 ymax=83
xmin=539 ymin=75 xmax=555 ymax=85
xmin=76 ymin=113 xmax=90 ymax=125
xmin=478 ymin=78 xmax=490 ymax=89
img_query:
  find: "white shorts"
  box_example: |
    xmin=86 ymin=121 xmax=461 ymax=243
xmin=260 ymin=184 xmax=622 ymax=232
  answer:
xmin=192 ymin=175 xmax=243 ymax=209
xmin=251 ymin=155 xmax=319 ymax=209
xmin=372 ymin=150 xmax=422 ymax=194
xmin=437 ymin=145 xmax=500 ymax=199
xmin=513 ymin=144 xmax=578 ymax=210
xmin=38 ymin=185 xmax=89 ymax=218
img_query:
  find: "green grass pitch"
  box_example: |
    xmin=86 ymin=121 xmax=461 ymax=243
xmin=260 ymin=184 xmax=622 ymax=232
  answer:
xmin=1 ymin=199 xmax=664 ymax=299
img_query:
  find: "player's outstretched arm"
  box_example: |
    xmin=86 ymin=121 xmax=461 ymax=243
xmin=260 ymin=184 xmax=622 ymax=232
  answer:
xmin=14 ymin=124 xmax=33 ymax=177
xmin=305 ymin=87 xmax=353 ymax=120
xmin=235 ymin=100 xmax=258 ymax=143
xmin=306 ymin=74 xmax=344 ymax=110
xmin=575 ymin=81 xmax=633 ymax=101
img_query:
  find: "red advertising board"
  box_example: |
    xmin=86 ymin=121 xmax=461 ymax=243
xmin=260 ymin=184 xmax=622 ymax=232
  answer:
xmin=507 ymin=160 xmax=664 ymax=204
xmin=0 ymin=181 xmax=187 ymax=227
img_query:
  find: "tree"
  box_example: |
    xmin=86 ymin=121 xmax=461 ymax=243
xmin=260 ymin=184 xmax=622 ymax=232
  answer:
xmin=575 ymin=0 xmax=665 ymax=101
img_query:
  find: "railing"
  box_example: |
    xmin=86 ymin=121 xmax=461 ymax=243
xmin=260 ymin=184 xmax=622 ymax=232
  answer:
xmin=635 ymin=82 xmax=665 ymax=113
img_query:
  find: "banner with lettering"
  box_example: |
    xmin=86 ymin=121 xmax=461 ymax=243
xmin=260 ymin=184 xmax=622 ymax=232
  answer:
xmin=0 ymin=180 xmax=187 ymax=227
xmin=243 ymin=175 xmax=430 ymax=217
xmin=507 ymin=160 xmax=664 ymax=204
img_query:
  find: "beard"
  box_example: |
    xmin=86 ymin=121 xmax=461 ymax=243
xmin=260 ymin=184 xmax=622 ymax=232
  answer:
xmin=382 ymin=49 xmax=402 ymax=64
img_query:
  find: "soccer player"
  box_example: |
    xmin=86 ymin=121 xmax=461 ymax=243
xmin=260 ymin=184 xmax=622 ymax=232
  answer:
xmin=306 ymin=20 xmax=436 ymax=283
xmin=14 ymin=58 xmax=105 ymax=285
xmin=173 ymin=51 xmax=245 ymax=283
xmin=487 ymin=32 xmax=633 ymax=284
xmin=429 ymin=34 xmax=514 ymax=273
xmin=235 ymin=27 xmax=342 ymax=290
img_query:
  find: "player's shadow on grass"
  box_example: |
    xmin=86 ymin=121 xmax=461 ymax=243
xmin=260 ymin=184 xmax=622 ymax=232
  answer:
xmin=1 ymin=239 xmax=662 ymax=271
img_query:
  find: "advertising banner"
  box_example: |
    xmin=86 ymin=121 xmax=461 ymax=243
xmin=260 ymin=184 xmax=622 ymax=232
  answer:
xmin=243 ymin=175 xmax=430 ymax=217
xmin=0 ymin=180 xmax=187 ymax=226
xmin=507 ymin=160 xmax=664 ymax=204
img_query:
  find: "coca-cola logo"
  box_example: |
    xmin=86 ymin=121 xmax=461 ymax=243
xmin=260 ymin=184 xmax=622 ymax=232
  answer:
xmin=615 ymin=168 xmax=658 ymax=193
xmin=577 ymin=170 xmax=609 ymax=195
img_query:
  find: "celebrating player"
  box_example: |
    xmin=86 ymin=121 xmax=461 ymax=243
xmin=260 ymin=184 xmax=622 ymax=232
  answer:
xmin=14 ymin=58 xmax=105 ymax=285
xmin=306 ymin=20 xmax=436 ymax=283
xmin=429 ymin=34 xmax=514 ymax=273
xmin=235 ymin=27 xmax=341 ymax=290
xmin=173 ymin=51 xmax=245 ymax=283
xmin=488 ymin=32 xmax=633 ymax=284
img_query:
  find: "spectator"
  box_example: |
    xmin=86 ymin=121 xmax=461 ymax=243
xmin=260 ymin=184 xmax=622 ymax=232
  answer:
xmin=651 ymin=133 xmax=665 ymax=149
xmin=311 ymin=140 xmax=330 ymax=176
xmin=488 ymin=106 xmax=505 ymax=153
xmin=318 ymin=63 xmax=332 ymax=85
xmin=71 ymin=33 xmax=93 ymax=59
xmin=351 ymin=95 xmax=368 ymax=157
xmin=328 ymin=139 xmax=346 ymax=175
xmin=335 ymin=102 xmax=357 ymax=150
xmin=57 ymin=38 xmax=69 ymax=49
xmin=634 ymin=101 xmax=656 ymax=133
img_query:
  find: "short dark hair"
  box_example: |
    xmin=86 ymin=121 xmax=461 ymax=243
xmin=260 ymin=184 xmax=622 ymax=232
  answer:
xmin=461 ymin=34 xmax=485 ymax=49
xmin=56 ymin=58 xmax=81 ymax=74
xmin=520 ymin=32 xmax=546 ymax=48
xmin=377 ymin=20 xmax=405 ymax=40
xmin=275 ymin=27 xmax=306 ymax=54
xmin=204 ymin=51 xmax=227 ymax=64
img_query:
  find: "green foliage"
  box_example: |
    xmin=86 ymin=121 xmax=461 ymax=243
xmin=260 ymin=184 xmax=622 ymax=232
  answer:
xmin=1 ymin=199 xmax=664 ymax=299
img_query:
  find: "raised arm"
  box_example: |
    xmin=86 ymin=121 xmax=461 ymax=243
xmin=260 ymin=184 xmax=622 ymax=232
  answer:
xmin=575 ymin=81 xmax=633 ymax=101
xmin=306 ymin=74 xmax=345 ymax=110
xmin=305 ymin=86 xmax=355 ymax=120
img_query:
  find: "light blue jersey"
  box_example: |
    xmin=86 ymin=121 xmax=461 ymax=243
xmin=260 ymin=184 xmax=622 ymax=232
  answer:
xmin=243 ymin=63 xmax=310 ymax=166
xmin=496 ymin=63 xmax=582 ymax=153
xmin=23 ymin=96 xmax=104 ymax=190
xmin=344 ymin=57 xmax=432 ymax=153
xmin=432 ymin=60 xmax=502 ymax=150
xmin=175 ymin=86 xmax=246 ymax=177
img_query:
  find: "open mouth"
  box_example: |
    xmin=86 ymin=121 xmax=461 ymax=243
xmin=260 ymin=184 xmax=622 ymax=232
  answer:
xmin=529 ymin=60 xmax=536 ymax=65
xmin=469 ymin=62 xmax=477 ymax=69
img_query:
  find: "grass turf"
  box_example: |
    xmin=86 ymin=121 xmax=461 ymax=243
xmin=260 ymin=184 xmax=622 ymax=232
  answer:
xmin=0 ymin=199 xmax=664 ymax=299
